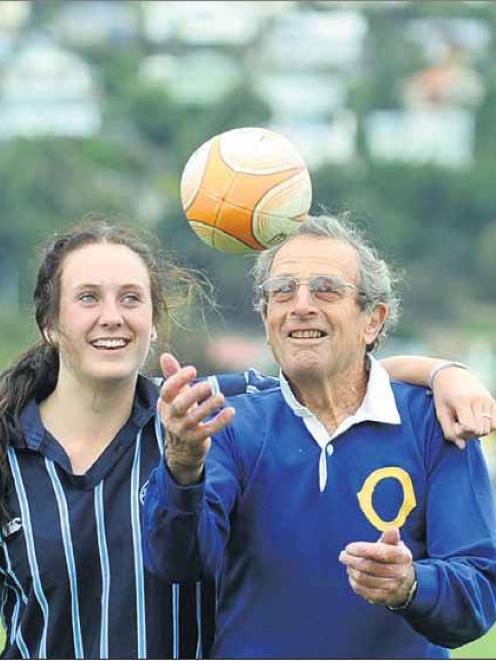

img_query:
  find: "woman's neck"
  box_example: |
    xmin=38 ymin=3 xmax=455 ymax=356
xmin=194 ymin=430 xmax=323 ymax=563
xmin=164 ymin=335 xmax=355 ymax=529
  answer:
xmin=39 ymin=372 xmax=138 ymax=474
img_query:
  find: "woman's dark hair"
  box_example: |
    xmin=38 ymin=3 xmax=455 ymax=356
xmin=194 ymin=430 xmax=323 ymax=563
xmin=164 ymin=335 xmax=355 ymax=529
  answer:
xmin=0 ymin=214 xmax=204 ymax=525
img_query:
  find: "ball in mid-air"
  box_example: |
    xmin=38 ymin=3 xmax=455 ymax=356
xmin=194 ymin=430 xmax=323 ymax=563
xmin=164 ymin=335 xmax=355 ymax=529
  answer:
xmin=180 ymin=127 xmax=312 ymax=253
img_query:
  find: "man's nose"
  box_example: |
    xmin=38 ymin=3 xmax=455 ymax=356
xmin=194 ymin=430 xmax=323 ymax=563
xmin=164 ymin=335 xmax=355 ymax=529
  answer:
xmin=290 ymin=284 xmax=318 ymax=316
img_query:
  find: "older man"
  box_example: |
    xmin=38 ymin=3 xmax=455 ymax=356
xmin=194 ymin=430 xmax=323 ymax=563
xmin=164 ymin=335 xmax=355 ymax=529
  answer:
xmin=144 ymin=215 xmax=496 ymax=659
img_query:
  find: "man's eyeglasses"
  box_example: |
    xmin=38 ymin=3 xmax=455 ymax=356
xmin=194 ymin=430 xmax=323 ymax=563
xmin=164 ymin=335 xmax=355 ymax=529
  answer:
xmin=259 ymin=275 xmax=362 ymax=304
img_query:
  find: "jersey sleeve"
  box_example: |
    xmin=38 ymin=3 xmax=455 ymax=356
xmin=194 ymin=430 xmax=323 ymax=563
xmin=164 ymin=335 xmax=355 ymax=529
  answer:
xmin=399 ymin=412 xmax=496 ymax=647
xmin=143 ymin=426 xmax=242 ymax=583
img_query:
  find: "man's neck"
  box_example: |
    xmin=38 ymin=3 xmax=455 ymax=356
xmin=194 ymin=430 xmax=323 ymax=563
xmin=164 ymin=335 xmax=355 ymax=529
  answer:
xmin=288 ymin=361 xmax=369 ymax=434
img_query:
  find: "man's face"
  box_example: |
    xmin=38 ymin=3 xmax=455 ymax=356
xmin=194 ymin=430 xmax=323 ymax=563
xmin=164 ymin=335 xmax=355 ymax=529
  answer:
xmin=262 ymin=235 xmax=387 ymax=387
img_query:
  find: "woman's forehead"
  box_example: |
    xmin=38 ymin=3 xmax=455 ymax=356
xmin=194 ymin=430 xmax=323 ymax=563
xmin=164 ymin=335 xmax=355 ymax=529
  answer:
xmin=60 ymin=243 xmax=151 ymax=289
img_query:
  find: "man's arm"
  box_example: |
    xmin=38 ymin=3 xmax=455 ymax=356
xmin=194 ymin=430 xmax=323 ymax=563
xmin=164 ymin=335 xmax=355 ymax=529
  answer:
xmin=340 ymin=421 xmax=496 ymax=648
xmin=143 ymin=353 xmax=238 ymax=582
xmin=381 ymin=355 xmax=496 ymax=447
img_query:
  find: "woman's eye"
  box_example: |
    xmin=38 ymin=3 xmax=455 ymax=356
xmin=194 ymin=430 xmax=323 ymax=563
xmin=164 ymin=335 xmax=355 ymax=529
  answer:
xmin=122 ymin=293 xmax=141 ymax=304
xmin=79 ymin=293 xmax=97 ymax=304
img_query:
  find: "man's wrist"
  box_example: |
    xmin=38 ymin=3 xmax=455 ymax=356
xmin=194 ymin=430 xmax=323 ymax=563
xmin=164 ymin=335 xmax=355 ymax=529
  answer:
xmin=386 ymin=575 xmax=418 ymax=611
xmin=165 ymin=455 xmax=204 ymax=486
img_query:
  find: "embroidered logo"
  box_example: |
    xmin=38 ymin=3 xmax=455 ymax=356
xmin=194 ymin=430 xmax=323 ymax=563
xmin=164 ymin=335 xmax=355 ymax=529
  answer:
xmin=1 ymin=517 xmax=22 ymax=538
xmin=357 ymin=467 xmax=416 ymax=532
xmin=139 ymin=479 xmax=150 ymax=506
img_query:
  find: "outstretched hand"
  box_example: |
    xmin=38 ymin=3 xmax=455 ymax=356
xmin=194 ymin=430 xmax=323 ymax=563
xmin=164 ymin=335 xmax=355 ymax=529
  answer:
xmin=339 ymin=527 xmax=415 ymax=608
xmin=158 ymin=353 xmax=235 ymax=485
xmin=432 ymin=367 xmax=496 ymax=449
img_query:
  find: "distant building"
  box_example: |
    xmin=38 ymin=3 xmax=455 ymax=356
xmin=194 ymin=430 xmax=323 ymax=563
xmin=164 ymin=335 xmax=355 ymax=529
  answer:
xmin=140 ymin=0 xmax=274 ymax=46
xmin=365 ymin=108 xmax=474 ymax=169
xmin=406 ymin=17 xmax=491 ymax=63
xmin=52 ymin=1 xmax=139 ymax=47
xmin=0 ymin=37 xmax=101 ymax=139
xmin=0 ymin=1 xmax=31 ymax=32
xmin=260 ymin=9 xmax=368 ymax=70
xmin=256 ymin=73 xmax=347 ymax=122
xmin=271 ymin=111 xmax=357 ymax=168
xmin=403 ymin=53 xmax=485 ymax=108
xmin=139 ymin=51 xmax=244 ymax=105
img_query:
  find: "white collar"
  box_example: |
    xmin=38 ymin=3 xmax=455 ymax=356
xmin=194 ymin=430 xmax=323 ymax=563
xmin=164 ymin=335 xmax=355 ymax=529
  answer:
xmin=280 ymin=356 xmax=401 ymax=491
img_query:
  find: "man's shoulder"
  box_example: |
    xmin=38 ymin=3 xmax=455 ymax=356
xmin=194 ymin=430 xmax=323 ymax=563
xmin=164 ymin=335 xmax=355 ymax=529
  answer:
xmin=390 ymin=379 xmax=433 ymax=409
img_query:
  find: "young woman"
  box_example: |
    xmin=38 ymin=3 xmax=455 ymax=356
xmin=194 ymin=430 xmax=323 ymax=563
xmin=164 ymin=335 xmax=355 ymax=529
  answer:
xmin=0 ymin=218 xmax=493 ymax=658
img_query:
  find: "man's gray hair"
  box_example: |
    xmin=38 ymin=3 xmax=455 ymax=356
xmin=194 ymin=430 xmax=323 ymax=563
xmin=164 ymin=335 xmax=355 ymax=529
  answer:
xmin=252 ymin=214 xmax=401 ymax=349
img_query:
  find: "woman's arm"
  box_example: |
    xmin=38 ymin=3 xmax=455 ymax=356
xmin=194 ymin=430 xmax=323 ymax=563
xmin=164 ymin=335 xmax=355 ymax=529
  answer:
xmin=381 ymin=355 xmax=496 ymax=448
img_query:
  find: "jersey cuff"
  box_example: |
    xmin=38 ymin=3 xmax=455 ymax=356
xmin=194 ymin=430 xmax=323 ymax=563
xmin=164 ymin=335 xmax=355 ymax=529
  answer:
xmin=405 ymin=561 xmax=438 ymax=616
xmin=158 ymin=459 xmax=205 ymax=514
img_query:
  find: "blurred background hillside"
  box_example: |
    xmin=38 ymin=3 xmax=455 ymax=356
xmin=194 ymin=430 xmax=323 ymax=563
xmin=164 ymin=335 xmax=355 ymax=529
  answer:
xmin=0 ymin=1 xmax=495 ymax=655
xmin=1 ymin=0 xmax=496 ymax=380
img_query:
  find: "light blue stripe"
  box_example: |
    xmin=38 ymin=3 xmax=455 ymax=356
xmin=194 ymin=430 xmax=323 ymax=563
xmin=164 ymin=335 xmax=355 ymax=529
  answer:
xmin=195 ymin=582 xmax=203 ymax=659
xmin=16 ymin=627 xmax=30 ymax=659
xmin=172 ymin=583 xmax=180 ymax=659
xmin=8 ymin=449 xmax=49 ymax=658
xmin=1 ymin=542 xmax=28 ymax=605
xmin=2 ymin=541 xmax=29 ymax=655
xmin=131 ymin=431 xmax=146 ymax=658
xmin=46 ymin=460 xmax=84 ymax=659
xmin=94 ymin=482 xmax=110 ymax=659
xmin=154 ymin=412 xmax=165 ymax=455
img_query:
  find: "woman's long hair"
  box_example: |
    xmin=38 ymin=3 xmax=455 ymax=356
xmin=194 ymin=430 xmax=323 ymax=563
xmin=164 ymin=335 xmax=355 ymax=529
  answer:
xmin=0 ymin=214 xmax=205 ymax=525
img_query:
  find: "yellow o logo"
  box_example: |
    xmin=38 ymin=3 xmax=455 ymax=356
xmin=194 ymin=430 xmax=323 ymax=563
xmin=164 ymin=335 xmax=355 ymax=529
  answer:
xmin=357 ymin=467 xmax=416 ymax=532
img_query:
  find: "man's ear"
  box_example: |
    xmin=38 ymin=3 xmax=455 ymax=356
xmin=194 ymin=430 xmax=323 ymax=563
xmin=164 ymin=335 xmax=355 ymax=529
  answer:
xmin=364 ymin=304 xmax=388 ymax=346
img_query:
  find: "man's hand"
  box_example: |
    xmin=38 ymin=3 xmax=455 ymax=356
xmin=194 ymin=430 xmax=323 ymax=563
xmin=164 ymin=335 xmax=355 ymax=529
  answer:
xmin=432 ymin=367 xmax=496 ymax=449
xmin=338 ymin=527 xmax=415 ymax=608
xmin=158 ymin=353 xmax=235 ymax=485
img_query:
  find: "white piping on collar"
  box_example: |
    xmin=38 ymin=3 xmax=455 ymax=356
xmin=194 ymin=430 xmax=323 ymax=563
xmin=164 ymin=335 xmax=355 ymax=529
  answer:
xmin=280 ymin=356 xmax=401 ymax=492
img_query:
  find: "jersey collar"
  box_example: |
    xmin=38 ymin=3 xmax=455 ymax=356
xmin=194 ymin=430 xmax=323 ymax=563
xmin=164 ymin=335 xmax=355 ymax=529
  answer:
xmin=16 ymin=374 xmax=158 ymax=452
xmin=280 ymin=354 xmax=401 ymax=435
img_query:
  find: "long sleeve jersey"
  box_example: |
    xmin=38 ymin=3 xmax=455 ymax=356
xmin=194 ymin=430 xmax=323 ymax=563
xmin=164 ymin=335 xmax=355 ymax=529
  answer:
xmin=143 ymin=376 xmax=496 ymax=659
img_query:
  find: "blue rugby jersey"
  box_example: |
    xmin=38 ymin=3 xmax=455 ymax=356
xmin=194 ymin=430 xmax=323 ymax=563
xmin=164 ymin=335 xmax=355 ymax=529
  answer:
xmin=144 ymin=374 xmax=496 ymax=659
xmin=0 ymin=370 xmax=276 ymax=659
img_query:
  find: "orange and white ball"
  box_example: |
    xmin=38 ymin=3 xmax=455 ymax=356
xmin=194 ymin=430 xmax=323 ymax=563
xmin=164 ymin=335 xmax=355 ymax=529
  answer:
xmin=180 ymin=127 xmax=312 ymax=253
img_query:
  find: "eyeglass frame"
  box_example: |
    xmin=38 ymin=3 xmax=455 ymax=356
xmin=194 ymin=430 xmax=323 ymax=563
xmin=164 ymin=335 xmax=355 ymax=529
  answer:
xmin=258 ymin=274 xmax=367 ymax=306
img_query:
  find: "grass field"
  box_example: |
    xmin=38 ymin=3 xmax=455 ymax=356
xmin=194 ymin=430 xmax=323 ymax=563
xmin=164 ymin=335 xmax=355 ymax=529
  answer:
xmin=453 ymin=622 xmax=496 ymax=659
xmin=0 ymin=623 xmax=493 ymax=657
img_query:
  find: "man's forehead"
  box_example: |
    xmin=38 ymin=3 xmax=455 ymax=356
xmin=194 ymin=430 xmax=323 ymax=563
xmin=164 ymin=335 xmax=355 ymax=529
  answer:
xmin=270 ymin=236 xmax=359 ymax=278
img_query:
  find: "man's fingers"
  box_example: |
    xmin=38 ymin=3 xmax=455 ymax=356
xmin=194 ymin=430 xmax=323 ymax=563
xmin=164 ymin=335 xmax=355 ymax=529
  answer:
xmin=166 ymin=381 xmax=213 ymax=418
xmin=339 ymin=552 xmax=407 ymax=578
xmin=160 ymin=352 xmax=182 ymax=378
xmin=346 ymin=567 xmax=404 ymax=590
xmin=379 ymin=528 xmax=400 ymax=545
xmin=342 ymin=541 xmax=411 ymax=565
xmin=159 ymin=365 xmax=198 ymax=404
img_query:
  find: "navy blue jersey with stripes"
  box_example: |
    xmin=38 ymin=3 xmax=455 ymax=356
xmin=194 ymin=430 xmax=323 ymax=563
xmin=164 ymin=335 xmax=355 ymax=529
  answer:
xmin=0 ymin=370 xmax=275 ymax=659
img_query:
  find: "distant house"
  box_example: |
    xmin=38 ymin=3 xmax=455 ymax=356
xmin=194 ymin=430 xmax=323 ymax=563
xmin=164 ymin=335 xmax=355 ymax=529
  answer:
xmin=141 ymin=0 xmax=268 ymax=46
xmin=271 ymin=111 xmax=357 ymax=168
xmin=0 ymin=1 xmax=31 ymax=32
xmin=403 ymin=52 xmax=485 ymax=108
xmin=406 ymin=17 xmax=491 ymax=63
xmin=139 ymin=51 xmax=244 ymax=105
xmin=260 ymin=9 xmax=368 ymax=70
xmin=52 ymin=1 xmax=139 ymax=47
xmin=365 ymin=108 xmax=474 ymax=169
xmin=255 ymin=73 xmax=347 ymax=122
xmin=0 ymin=37 xmax=101 ymax=139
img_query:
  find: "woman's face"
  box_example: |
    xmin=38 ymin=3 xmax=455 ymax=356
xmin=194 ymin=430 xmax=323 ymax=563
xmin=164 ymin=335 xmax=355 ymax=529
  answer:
xmin=50 ymin=242 xmax=156 ymax=390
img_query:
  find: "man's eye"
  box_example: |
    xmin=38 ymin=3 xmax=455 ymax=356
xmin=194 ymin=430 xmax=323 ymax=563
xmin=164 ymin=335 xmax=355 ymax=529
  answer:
xmin=315 ymin=279 xmax=341 ymax=294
